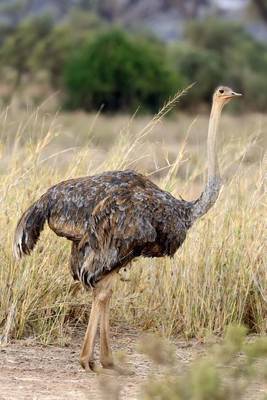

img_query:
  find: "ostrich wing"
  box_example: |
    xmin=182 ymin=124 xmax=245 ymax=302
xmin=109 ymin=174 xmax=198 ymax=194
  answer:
xmin=91 ymin=189 xmax=156 ymax=246
xmin=77 ymin=189 xmax=157 ymax=287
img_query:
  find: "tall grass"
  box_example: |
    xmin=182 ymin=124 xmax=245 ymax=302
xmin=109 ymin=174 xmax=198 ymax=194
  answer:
xmin=0 ymin=96 xmax=266 ymax=344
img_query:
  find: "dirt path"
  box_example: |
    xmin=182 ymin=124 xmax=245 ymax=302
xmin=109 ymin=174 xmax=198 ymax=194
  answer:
xmin=0 ymin=329 xmax=265 ymax=400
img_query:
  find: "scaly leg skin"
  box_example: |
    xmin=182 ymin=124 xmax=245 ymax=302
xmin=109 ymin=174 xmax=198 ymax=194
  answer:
xmin=80 ymin=274 xmax=117 ymax=374
xmin=80 ymin=273 xmax=133 ymax=375
xmin=80 ymin=294 xmax=101 ymax=372
xmin=99 ymin=291 xmax=114 ymax=369
xmin=99 ymin=276 xmax=134 ymax=376
xmin=99 ymin=296 xmax=128 ymax=375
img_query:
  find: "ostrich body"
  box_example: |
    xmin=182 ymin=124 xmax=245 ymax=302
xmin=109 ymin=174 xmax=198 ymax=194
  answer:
xmin=13 ymin=86 xmax=241 ymax=373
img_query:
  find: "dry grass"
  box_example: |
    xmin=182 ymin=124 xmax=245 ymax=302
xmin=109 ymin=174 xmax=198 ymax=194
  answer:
xmin=0 ymin=93 xmax=266 ymax=344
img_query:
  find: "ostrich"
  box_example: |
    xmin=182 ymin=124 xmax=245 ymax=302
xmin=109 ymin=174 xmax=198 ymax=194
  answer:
xmin=13 ymin=86 xmax=241 ymax=373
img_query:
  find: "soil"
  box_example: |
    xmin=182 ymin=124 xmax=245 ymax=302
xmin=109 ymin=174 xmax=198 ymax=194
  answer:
xmin=0 ymin=327 xmax=266 ymax=400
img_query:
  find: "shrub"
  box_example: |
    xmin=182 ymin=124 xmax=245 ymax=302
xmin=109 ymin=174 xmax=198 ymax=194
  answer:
xmin=30 ymin=12 xmax=106 ymax=88
xmin=170 ymin=45 xmax=222 ymax=106
xmin=185 ymin=18 xmax=251 ymax=55
xmin=30 ymin=25 xmax=76 ymax=88
xmin=141 ymin=326 xmax=267 ymax=400
xmin=64 ymin=29 xmax=181 ymax=112
xmin=183 ymin=18 xmax=267 ymax=110
xmin=0 ymin=15 xmax=53 ymax=84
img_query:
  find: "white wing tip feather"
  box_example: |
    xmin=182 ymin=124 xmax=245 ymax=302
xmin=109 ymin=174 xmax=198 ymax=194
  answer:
xmin=13 ymin=226 xmax=23 ymax=260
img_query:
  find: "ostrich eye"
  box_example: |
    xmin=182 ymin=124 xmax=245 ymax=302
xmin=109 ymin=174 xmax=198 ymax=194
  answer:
xmin=219 ymin=89 xmax=224 ymax=94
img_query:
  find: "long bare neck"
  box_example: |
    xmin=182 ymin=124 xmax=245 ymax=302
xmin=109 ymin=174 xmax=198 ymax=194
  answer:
xmin=207 ymin=100 xmax=223 ymax=181
xmin=190 ymin=99 xmax=223 ymax=222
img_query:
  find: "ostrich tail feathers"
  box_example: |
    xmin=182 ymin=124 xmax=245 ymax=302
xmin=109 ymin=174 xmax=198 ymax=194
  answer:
xmin=13 ymin=197 xmax=49 ymax=259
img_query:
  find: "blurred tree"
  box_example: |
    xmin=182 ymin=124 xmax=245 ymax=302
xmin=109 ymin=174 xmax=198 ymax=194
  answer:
xmin=225 ymin=38 xmax=267 ymax=110
xmin=0 ymin=0 xmax=32 ymax=27
xmin=30 ymin=12 xmax=104 ymax=87
xmin=78 ymin=0 xmax=121 ymax=21
xmin=76 ymin=0 xmax=212 ymax=22
xmin=183 ymin=18 xmax=267 ymax=110
xmin=67 ymin=9 xmax=104 ymax=35
xmin=185 ymin=19 xmax=251 ymax=55
xmin=0 ymin=15 xmax=53 ymax=85
xmin=0 ymin=22 xmax=14 ymax=46
xmin=30 ymin=24 xmax=74 ymax=88
xmin=64 ymin=29 xmax=181 ymax=112
xmin=252 ymin=0 xmax=267 ymax=24
xmin=171 ymin=45 xmax=222 ymax=106
xmin=167 ymin=0 xmax=210 ymax=18
xmin=97 ymin=0 xmax=120 ymax=20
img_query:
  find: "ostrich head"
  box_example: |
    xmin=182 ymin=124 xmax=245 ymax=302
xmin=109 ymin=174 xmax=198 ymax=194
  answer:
xmin=191 ymin=84 xmax=242 ymax=222
xmin=213 ymin=86 xmax=242 ymax=106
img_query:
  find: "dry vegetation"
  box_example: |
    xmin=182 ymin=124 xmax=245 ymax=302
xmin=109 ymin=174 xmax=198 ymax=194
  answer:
xmin=139 ymin=325 xmax=267 ymax=400
xmin=0 ymin=92 xmax=266 ymax=347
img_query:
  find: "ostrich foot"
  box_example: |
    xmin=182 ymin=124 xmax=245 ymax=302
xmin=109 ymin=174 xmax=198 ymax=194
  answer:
xmin=80 ymin=358 xmax=120 ymax=375
xmin=80 ymin=358 xmax=98 ymax=372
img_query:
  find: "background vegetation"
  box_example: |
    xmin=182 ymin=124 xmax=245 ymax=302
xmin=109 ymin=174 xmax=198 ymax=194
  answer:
xmin=140 ymin=326 xmax=267 ymax=400
xmin=64 ymin=29 xmax=179 ymax=112
xmin=0 ymin=6 xmax=267 ymax=112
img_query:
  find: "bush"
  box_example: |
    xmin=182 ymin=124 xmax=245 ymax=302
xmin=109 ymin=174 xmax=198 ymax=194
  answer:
xmin=30 ymin=25 xmax=76 ymax=88
xmin=1 ymin=15 xmax=267 ymax=112
xmin=171 ymin=45 xmax=222 ymax=106
xmin=64 ymin=29 xmax=181 ymax=112
xmin=182 ymin=18 xmax=267 ymax=111
xmin=0 ymin=15 xmax=53 ymax=84
xmin=185 ymin=18 xmax=251 ymax=55
xmin=141 ymin=326 xmax=267 ymax=400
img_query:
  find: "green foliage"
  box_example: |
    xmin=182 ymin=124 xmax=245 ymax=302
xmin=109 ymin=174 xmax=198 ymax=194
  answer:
xmin=185 ymin=19 xmax=251 ymax=54
xmin=64 ymin=29 xmax=181 ymax=112
xmin=0 ymin=15 xmax=53 ymax=83
xmin=67 ymin=8 xmax=105 ymax=36
xmin=1 ymin=14 xmax=267 ymax=111
xmin=171 ymin=45 xmax=222 ymax=106
xmin=180 ymin=18 xmax=267 ymax=110
xmin=141 ymin=325 xmax=267 ymax=400
xmin=48 ymin=12 xmax=104 ymax=87
xmin=190 ymin=359 xmax=224 ymax=400
xmin=0 ymin=11 xmax=104 ymax=89
xmin=30 ymin=25 xmax=76 ymax=87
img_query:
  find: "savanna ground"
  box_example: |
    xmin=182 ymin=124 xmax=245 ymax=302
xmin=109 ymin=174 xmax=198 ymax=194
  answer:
xmin=1 ymin=327 xmax=266 ymax=400
xmin=0 ymin=92 xmax=266 ymax=399
xmin=0 ymin=328 xmax=214 ymax=400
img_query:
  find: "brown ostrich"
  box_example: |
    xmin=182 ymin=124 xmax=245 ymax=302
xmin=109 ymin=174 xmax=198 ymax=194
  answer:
xmin=13 ymin=86 xmax=241 ymax=373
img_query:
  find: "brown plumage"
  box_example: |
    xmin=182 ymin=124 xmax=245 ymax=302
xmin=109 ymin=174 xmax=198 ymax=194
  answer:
xmin=14 ymin=170 xmax=192 ymax=285
xmin=13 ymin=86 xmax=242 ymax=373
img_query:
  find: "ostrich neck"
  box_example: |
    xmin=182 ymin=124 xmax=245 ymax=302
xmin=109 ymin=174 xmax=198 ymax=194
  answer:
xmin=190 ymin=100 xmax=223 ymax=223
xmin=207 ymin=101 xmax=223 ymax=180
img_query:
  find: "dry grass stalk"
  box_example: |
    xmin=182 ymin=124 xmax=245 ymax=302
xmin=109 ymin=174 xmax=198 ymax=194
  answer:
xmin=0 ymin=92 xmax=265 ymax=343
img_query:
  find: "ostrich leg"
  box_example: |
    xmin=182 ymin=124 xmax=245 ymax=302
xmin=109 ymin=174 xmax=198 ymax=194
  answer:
xmin=80 ymin=273 xmax=116 ymax=373
xmin=99 ymin=285 xmax=114 ymax=369
xmin=80 ymin=293 xmax=101 ymax=372
xmin=99 ymin=273 xmax=133 ymax=375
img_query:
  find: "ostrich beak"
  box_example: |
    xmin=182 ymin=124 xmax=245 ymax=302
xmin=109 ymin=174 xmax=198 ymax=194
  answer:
xmin=230 ymin=91 xmax=242 ymax=97
xmin=224 ymin=91 xmax=242 ymax=100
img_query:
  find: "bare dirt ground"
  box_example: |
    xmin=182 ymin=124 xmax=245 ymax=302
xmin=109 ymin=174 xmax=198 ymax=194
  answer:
xmin=0 ymin=328 xmax=266 ymax=400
